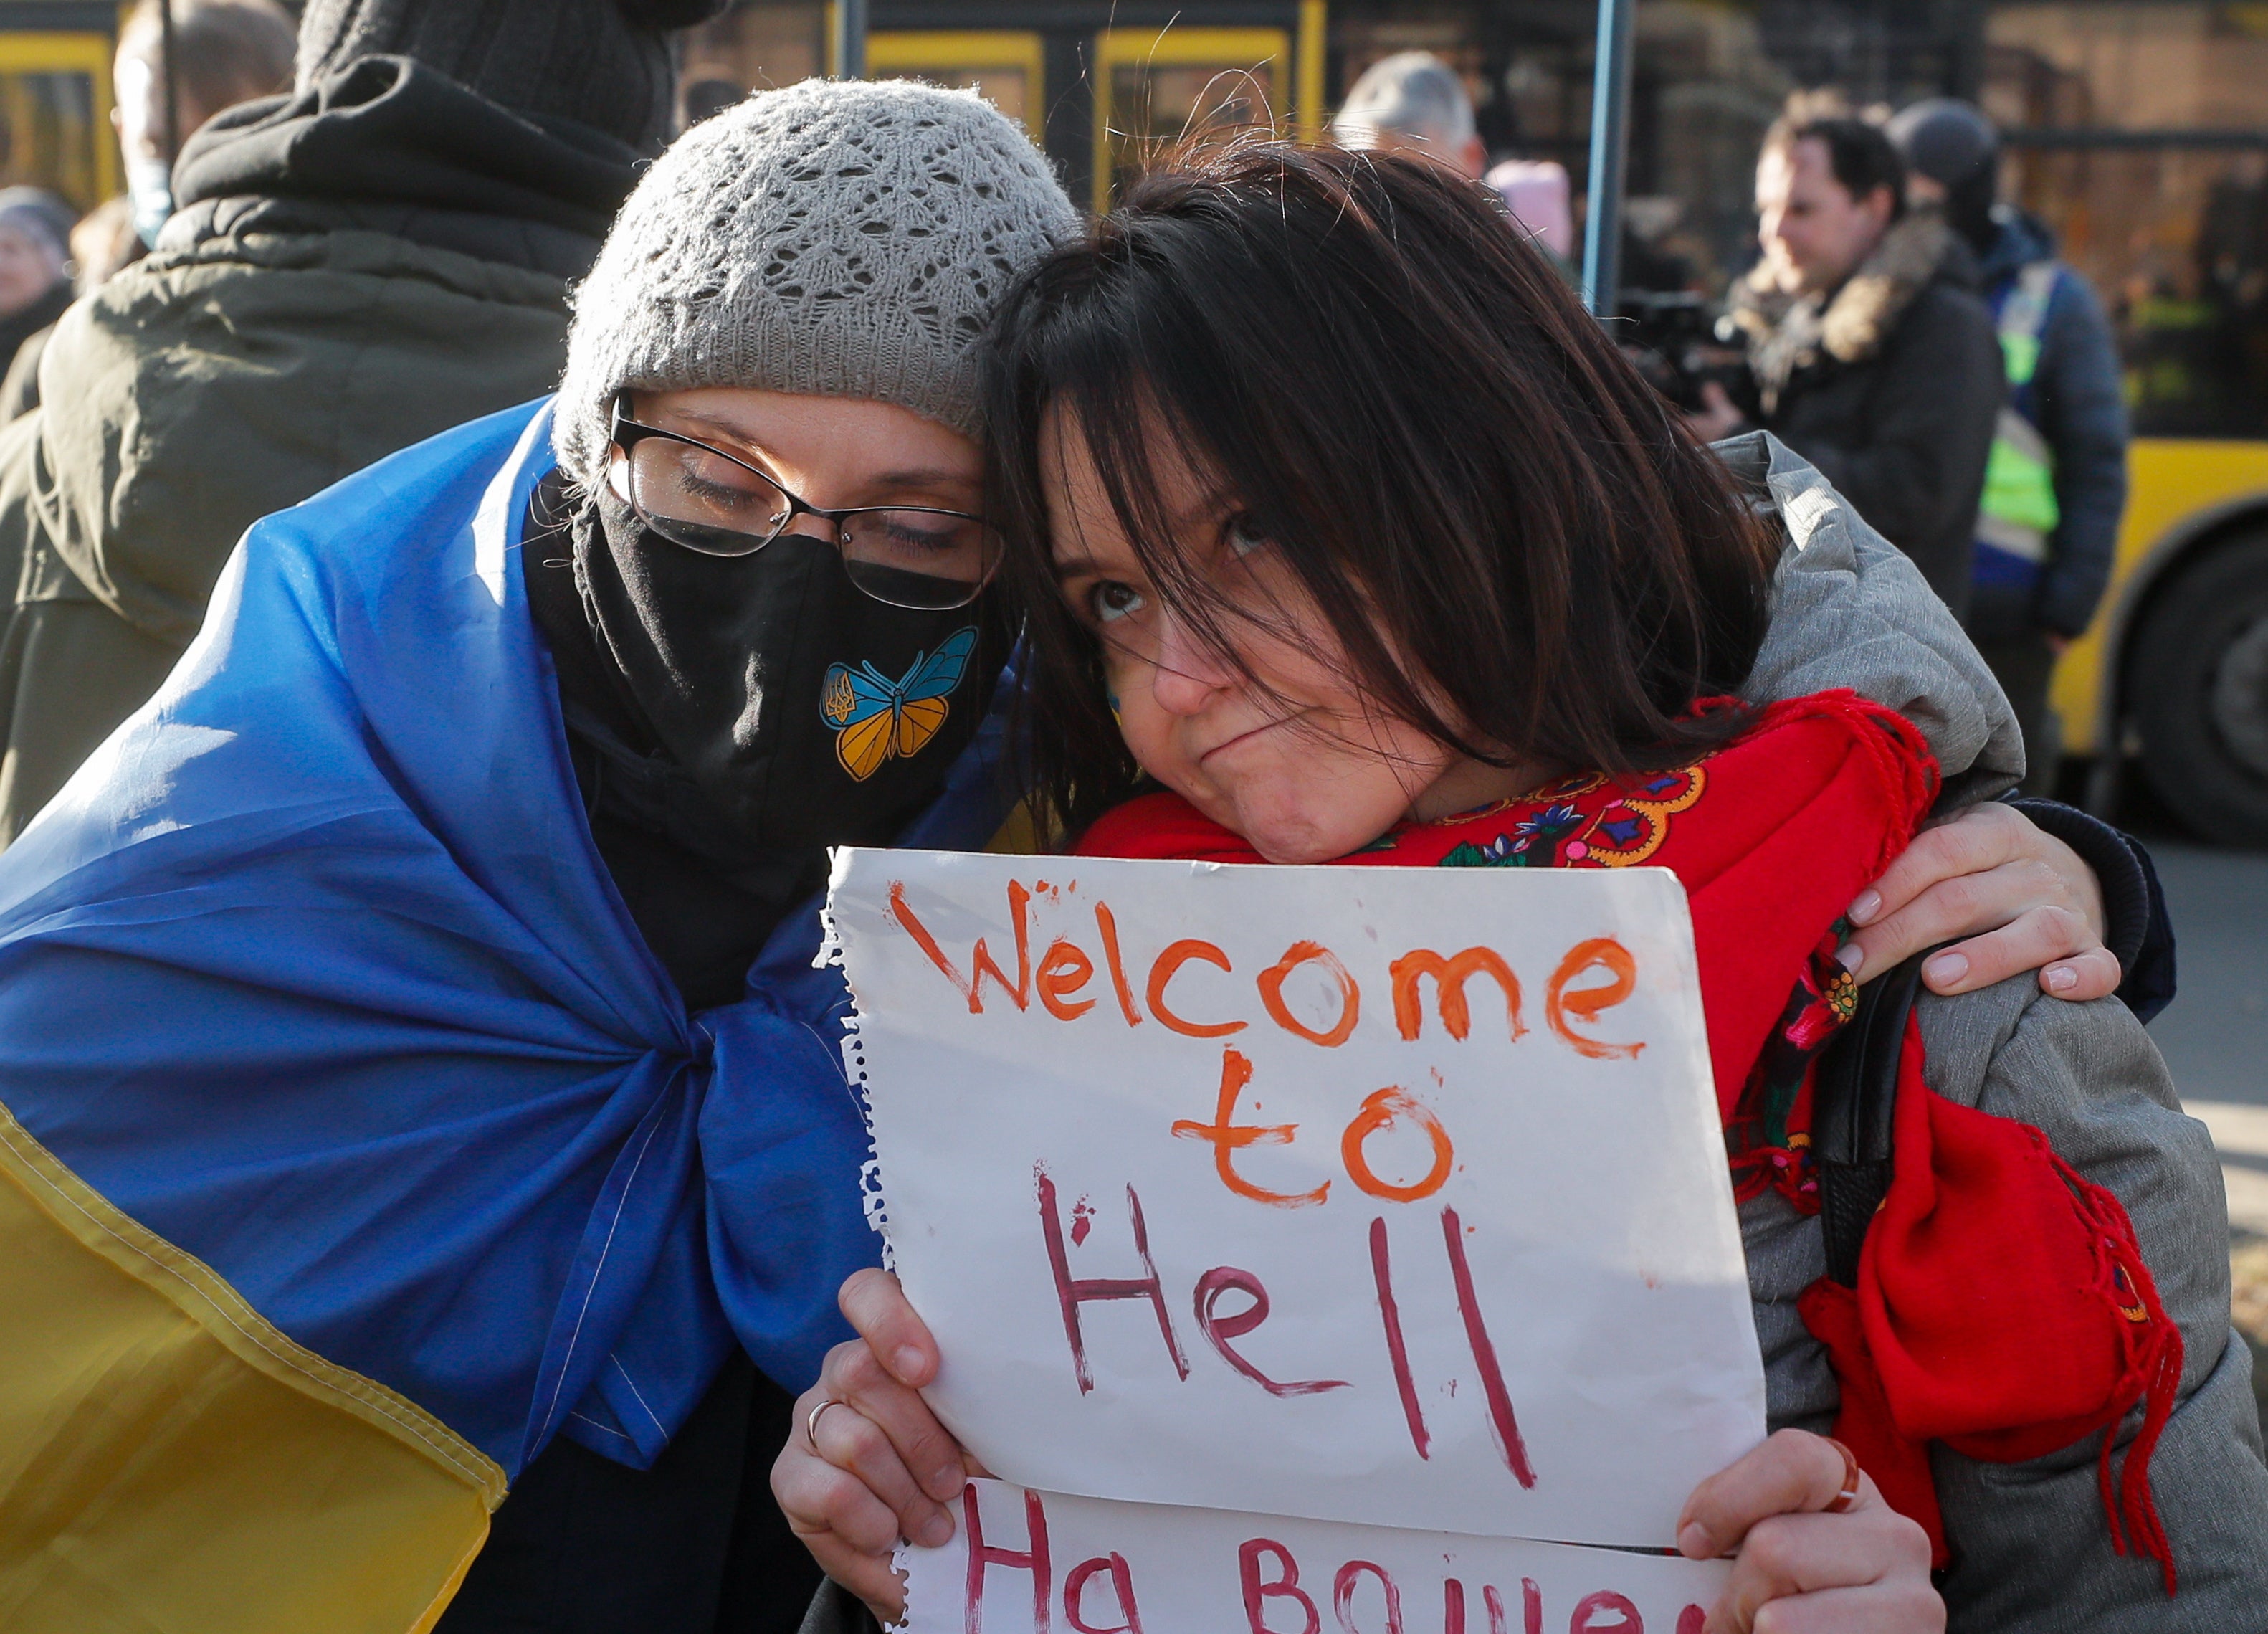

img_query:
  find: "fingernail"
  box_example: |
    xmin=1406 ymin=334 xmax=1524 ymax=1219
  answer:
xmin=1847 ymin=890 xmax=1882 ymax=925
xmin=1924 ymin=951 xmax=1968 ymax=988
xmin=1834 ymin=942 xmax=1864 ymax=974
xmin=2046 ymin=964 xmax=2078 ymax=992
xmin=1677 ymin=1521 xmax=1712 ymax=1558
xmin=894 ymin=1346 xmax=926 ymax=1382
xmin=916 ymin=1512 xmax=953 ymax=1549
xmin=926 ymin=1461 xmax=963 ymax=1501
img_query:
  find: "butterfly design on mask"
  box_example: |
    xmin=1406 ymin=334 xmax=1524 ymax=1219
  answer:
xmin=820 ymin=626 xmax=979 ymax=782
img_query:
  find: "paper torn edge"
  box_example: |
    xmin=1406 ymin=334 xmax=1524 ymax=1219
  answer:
xmin=819 ymin=861 xmax=896 ymax=1273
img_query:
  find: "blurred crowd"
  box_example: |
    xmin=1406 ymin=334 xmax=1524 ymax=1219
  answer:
xmin=1333 ymin=52 xmax=2129 ymax=802
xmin=0 ymin=11 xmax=2130 ymax=846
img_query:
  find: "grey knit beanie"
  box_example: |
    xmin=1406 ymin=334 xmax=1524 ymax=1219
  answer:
xmin=554 ymin=78 xmax=1080 ymax=488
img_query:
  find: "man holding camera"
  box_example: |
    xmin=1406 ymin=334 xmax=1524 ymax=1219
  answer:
xmin=1687 ymin=110 xmax=2003 ymax=622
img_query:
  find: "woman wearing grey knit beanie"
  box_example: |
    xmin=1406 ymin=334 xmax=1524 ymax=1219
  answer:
xmin=464 ymin=77 xmax=1081 ymax=1629
xmin=472 ymin=77 xmax=1073 ymax=1626
xmin=0 ymin=77 xmax=1073 ymax=1634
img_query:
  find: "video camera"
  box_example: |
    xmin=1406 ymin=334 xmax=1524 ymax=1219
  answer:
xmin=1610 ymin=292 xmax=1756 ymax=417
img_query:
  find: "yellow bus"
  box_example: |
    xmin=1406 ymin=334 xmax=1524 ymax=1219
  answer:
xmin=1985 ymin=4 xmax=2268 ymax=840
xmin=682 ymin=2 xmax=1326 ymax=213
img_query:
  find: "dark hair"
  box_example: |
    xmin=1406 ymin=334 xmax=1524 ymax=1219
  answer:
xmin=1763 ymin=115 xmax=1907 ymax=222
xmin=981 ymin=142 xmax=1779 ymax=840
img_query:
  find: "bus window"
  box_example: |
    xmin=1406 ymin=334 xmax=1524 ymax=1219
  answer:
xmin=1094 ymin=27 xmax=1290 ymax=212
xmin=865 ymin=32 xmax=1042 ymax=140
xmin=0 ymin=34 xmax=118 ymax=213
xmin=677 ymin=4 xmax=823 ymax=123
xmin=1987 ymin=3 xmax=2268 ymax=440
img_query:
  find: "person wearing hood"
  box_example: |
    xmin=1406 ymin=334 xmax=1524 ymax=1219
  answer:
xmin=0 ymin=79 xmax=2166 ymax=1634
xmin=0 ymin=0 xmax=297 ymax=426
xmin=1688 ymin=112 xmax=2005 ymax=622
xmin=0 ymin=0 xmax=726 ymax=851
xmin=1889 ymin=98 xmax=2129 ymax=797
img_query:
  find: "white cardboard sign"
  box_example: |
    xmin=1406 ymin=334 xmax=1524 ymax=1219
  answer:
xmin=828 ymin=850 xmax=1764 ymax=1547
xmin=904 ymin=1480 xmax=1730 ymax=1634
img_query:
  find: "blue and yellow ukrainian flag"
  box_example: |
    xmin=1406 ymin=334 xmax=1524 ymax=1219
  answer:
xmin=0 ymin=403 xmax=1008 ymax=1630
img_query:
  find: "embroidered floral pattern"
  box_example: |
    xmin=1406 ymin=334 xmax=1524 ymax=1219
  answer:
xmin=1432 ymin=767 xmax=1705 ymax=870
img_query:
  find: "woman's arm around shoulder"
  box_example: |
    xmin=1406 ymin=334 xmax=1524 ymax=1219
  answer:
xmin=1915 ymin=979 xmax=2268 ymax=1630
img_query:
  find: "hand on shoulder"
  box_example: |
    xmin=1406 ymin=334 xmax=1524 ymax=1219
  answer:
xmin=1839 ymin=801 xmax=2117 ymax=1001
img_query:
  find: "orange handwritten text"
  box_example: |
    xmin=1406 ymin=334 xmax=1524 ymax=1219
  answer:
xmin=1037 ymin=939 xmax=1097 ymax=1022
xmin=885 ymin=880 xmax=1650 ymax=1060
xmin=1146 ymin=939 xmax=1247 ymax=1039
xmin=1389 ymin=948 xmax=1525 ymax=1043
xmin=888 ymin=879 xmax=1032 ymax=1013
xmin=1171 ymin=1047 xmax=1330 ymax=1207
xmin=1093 ymin=902 xmax=1143 ymax=1027
xmin=1340 ymin=1088 xmax=1455 ymax=1203
xmin=1545 ymin=937 xmax=1642 ymax=1060
xmin=1257 ymin=941 xmax=1360 ymax=1048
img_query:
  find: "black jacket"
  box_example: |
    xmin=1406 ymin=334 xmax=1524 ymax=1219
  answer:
xmin=1728 ymin=215 xmax=2004 ymax=619
xmin=0 ymin=58 xmax=636 ymax=847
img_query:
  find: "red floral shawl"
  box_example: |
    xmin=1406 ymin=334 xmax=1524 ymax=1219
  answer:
xmin=1075 ymin=690 xmax=2180 ymax=1590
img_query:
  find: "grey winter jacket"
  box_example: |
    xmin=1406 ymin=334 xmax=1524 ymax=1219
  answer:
xmin=1733 ymin=433 xmax=2267 ymax=1629
xmin=803 ymin=436 xmax=2267 ymax=1634
xmin=1968 ymin=209 xmax=2130 ymax=642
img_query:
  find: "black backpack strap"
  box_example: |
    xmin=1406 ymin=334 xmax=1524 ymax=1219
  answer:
xmin=1811 ymin=949 xmax=1933 ymax=1288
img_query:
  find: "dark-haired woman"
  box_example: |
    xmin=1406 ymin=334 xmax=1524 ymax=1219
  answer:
xmin=776 ymin=144 xmax=2268 ymax=1633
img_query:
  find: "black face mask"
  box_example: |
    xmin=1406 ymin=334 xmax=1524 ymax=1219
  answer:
xmin=568 ymin=484 xmax=994 ymax=869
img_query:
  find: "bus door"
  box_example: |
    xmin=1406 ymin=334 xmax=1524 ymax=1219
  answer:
xmin=0 ymin=31 xmax=118 ymax=214
xmin=1092 ymin=25 xmax=1300 ymax=214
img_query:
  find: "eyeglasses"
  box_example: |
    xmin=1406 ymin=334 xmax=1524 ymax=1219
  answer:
xmin=607 ymin=400 xmax=1002 ymax=611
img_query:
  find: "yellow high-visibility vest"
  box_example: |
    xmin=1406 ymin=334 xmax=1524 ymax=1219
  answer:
xmin=1976 ymin=260 xmax=2062 ymax=564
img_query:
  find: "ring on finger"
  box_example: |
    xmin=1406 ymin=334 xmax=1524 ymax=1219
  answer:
xmin=1821 ymin=1436 xmax=1862 ymax=1514
xmin=806 ymin=1396 xmax=852 ymax=1450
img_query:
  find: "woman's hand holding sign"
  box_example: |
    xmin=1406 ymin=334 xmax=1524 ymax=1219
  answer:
xmin=776 ymin=1268 xmax=978 ymax=1621
xmin=1676 ymin=1430 xmax=1941 ymax=1633
xmin=780 ymin=1274 xmax=1945 ymax=1631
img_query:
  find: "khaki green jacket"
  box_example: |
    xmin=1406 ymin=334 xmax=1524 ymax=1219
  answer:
xmin=0 ymin=226 xmax=572 ymax=845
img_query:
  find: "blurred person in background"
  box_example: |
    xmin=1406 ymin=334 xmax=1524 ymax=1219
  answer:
xmin=1332 ymin=51 xmax=1486 ymax=180
xmin=1487 ymin=157 xmax=1573 ymax=267
xmin=0 ymin=1 xmax=296 ymax=424
xmin=0 ymin=203 xmax=142 ymax=422
xmin=1332 ymin=52 xmax=1578 ymax=271
xmin=67 ymin=198 xmax=145 ymax=293
xmin=1889 ymin=98 xmax=2128 ymax=796
xmin=0 ymin=0 xmax=724 ymax=855
xmin=1689 ymin=110 xmax=2003 ymax=620
xmin=114 ymin=0 xmax=297 ymax=252
xmin=0 ymin=189 xmax=75 ymax=383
